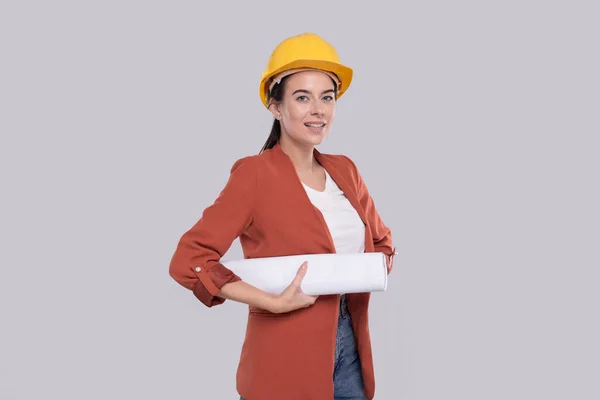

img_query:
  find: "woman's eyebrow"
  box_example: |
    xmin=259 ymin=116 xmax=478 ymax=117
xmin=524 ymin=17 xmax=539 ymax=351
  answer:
xmin=292 ymin=89 xmax=336 ymax=95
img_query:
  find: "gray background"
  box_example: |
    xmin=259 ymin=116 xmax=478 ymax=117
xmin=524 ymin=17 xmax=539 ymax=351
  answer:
xmin=1 ymin=1 xmax=598 ymax=399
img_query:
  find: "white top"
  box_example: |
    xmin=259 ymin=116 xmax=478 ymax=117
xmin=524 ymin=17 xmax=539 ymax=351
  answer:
xmin=302 ymin=169 xmax=366 ymax=255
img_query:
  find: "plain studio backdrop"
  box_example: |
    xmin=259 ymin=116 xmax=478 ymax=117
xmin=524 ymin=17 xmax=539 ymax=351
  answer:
xmin=1 ymin=1 xmax=598 ymax=399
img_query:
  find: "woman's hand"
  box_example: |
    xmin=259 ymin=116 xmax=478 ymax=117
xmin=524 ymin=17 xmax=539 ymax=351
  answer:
xmin=270 ymin=261 xmax=318 ymax=314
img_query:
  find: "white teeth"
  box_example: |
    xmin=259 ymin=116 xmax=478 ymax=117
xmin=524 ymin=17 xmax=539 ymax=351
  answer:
xmin=305 ymin=123 xmax=325 ymax=127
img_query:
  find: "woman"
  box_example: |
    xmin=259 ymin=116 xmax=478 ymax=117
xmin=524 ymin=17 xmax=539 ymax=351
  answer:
xmin=169 ymin=32 xmax=397 ymax=400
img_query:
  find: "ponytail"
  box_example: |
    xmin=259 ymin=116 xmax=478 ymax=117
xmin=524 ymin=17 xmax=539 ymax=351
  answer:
xmin=260 ymin=119 xmax=281 ymax=153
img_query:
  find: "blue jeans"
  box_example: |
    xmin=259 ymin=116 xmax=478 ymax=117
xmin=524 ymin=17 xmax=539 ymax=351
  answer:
xmin=240 ymin=295 xmax=367 ymax=400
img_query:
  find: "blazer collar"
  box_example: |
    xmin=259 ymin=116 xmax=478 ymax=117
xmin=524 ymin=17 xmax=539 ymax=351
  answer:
xmin=270 ymin=142 xmax=369 ymax=231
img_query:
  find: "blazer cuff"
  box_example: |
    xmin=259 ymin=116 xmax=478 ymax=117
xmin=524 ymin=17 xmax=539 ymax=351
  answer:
xmin=192 ymin=263 xmax=242 ymax=307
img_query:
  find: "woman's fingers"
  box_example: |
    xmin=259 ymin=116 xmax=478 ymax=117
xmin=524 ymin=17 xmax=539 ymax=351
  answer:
xmin=290 ymin=261 xmax=308 ymax=287
xmin=276 ymin=261 xmax=320 ymax=313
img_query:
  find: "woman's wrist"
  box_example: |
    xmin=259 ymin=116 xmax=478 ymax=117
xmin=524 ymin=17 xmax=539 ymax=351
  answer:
xmin=218 ymin=280 xmax=281 ymax=312
xmin=264 ymin=293 xmax=282 ymax=313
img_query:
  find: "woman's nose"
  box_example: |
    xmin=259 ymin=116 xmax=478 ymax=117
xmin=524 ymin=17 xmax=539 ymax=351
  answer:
xmin=311 ymin=103 xmax=325 ymax=116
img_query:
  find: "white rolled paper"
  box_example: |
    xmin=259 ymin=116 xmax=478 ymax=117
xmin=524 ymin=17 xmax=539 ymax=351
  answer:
xmin=221 ymin=252 xmax=388 ymax=296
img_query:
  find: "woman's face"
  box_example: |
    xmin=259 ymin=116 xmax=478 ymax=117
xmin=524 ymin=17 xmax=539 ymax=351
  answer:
xmin=271 ymin=70 xmax=337 ymax=148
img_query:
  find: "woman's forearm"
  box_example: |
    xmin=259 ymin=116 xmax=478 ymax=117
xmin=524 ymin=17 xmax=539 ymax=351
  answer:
xmin=216 ymin=280 xmax=280 ymax=312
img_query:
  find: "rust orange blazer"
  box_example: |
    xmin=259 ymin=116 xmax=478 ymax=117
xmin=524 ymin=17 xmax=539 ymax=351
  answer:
xmin=169 ymin=142 xmax=396 ymax=400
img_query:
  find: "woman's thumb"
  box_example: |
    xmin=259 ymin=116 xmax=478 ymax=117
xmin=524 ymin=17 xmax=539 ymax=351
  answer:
xmin=292 ymin=261 xmax=308 ymax=284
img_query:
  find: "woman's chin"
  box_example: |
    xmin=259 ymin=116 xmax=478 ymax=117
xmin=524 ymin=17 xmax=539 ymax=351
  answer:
xmin=285 ymin=131 xmax=329 ymax=147
xmin=304 ymin=132 xmax=328 ymax=146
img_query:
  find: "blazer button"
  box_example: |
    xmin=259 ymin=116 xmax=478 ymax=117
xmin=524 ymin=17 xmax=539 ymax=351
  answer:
xmin=195 ymin=267 xmax=201 ymax=272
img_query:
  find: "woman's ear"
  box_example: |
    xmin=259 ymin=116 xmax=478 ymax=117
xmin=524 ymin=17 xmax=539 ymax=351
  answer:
xmin=268 ymin=101 xmax=281 ymax=120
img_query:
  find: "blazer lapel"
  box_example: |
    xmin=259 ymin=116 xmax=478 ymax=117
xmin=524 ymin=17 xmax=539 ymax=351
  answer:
xmin=270 ymin=143 xmax=372 ymax=253
xmin=313 ymin=148 xmax=368 ymax=226
xmin=271 ymin=143 xmax=337 ymax=253
xmin=314 ymin=149 xmax=373 ymax=252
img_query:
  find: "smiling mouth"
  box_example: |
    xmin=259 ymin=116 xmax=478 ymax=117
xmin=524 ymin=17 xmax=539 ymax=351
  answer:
xmin=304 ymin=123 xmax=326 ymax=128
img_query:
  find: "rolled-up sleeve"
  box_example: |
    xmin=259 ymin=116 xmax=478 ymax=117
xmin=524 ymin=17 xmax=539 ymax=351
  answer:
xmin=343 ymin=155 xmax=398 ymax=273
xmin=169 ymin=156 xmax=257 ymax=307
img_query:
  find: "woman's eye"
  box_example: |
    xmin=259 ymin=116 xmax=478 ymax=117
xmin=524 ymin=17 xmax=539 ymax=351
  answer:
xmin=296 ymin=95 xmax=308 ymax=101
xmin=322 ymin=95 xmax=334 ymax=101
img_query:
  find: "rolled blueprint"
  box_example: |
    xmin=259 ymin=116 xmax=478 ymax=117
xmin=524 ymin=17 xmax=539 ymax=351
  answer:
xmin=221 ymin=252 xmax=388 ymax=296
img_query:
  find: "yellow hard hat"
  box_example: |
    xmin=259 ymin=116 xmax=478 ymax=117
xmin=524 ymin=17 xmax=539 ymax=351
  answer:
xmin=259 ymin=33 xmax=353 ymax=108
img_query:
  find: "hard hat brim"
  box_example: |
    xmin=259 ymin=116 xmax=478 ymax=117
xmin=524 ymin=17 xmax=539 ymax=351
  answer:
xmin=260 ymin=59 xmax=353 ymax=108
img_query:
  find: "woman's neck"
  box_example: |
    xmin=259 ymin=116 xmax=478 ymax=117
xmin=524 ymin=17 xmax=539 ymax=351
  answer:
xmin=279 ymin=137 xmax=319 ymax=174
